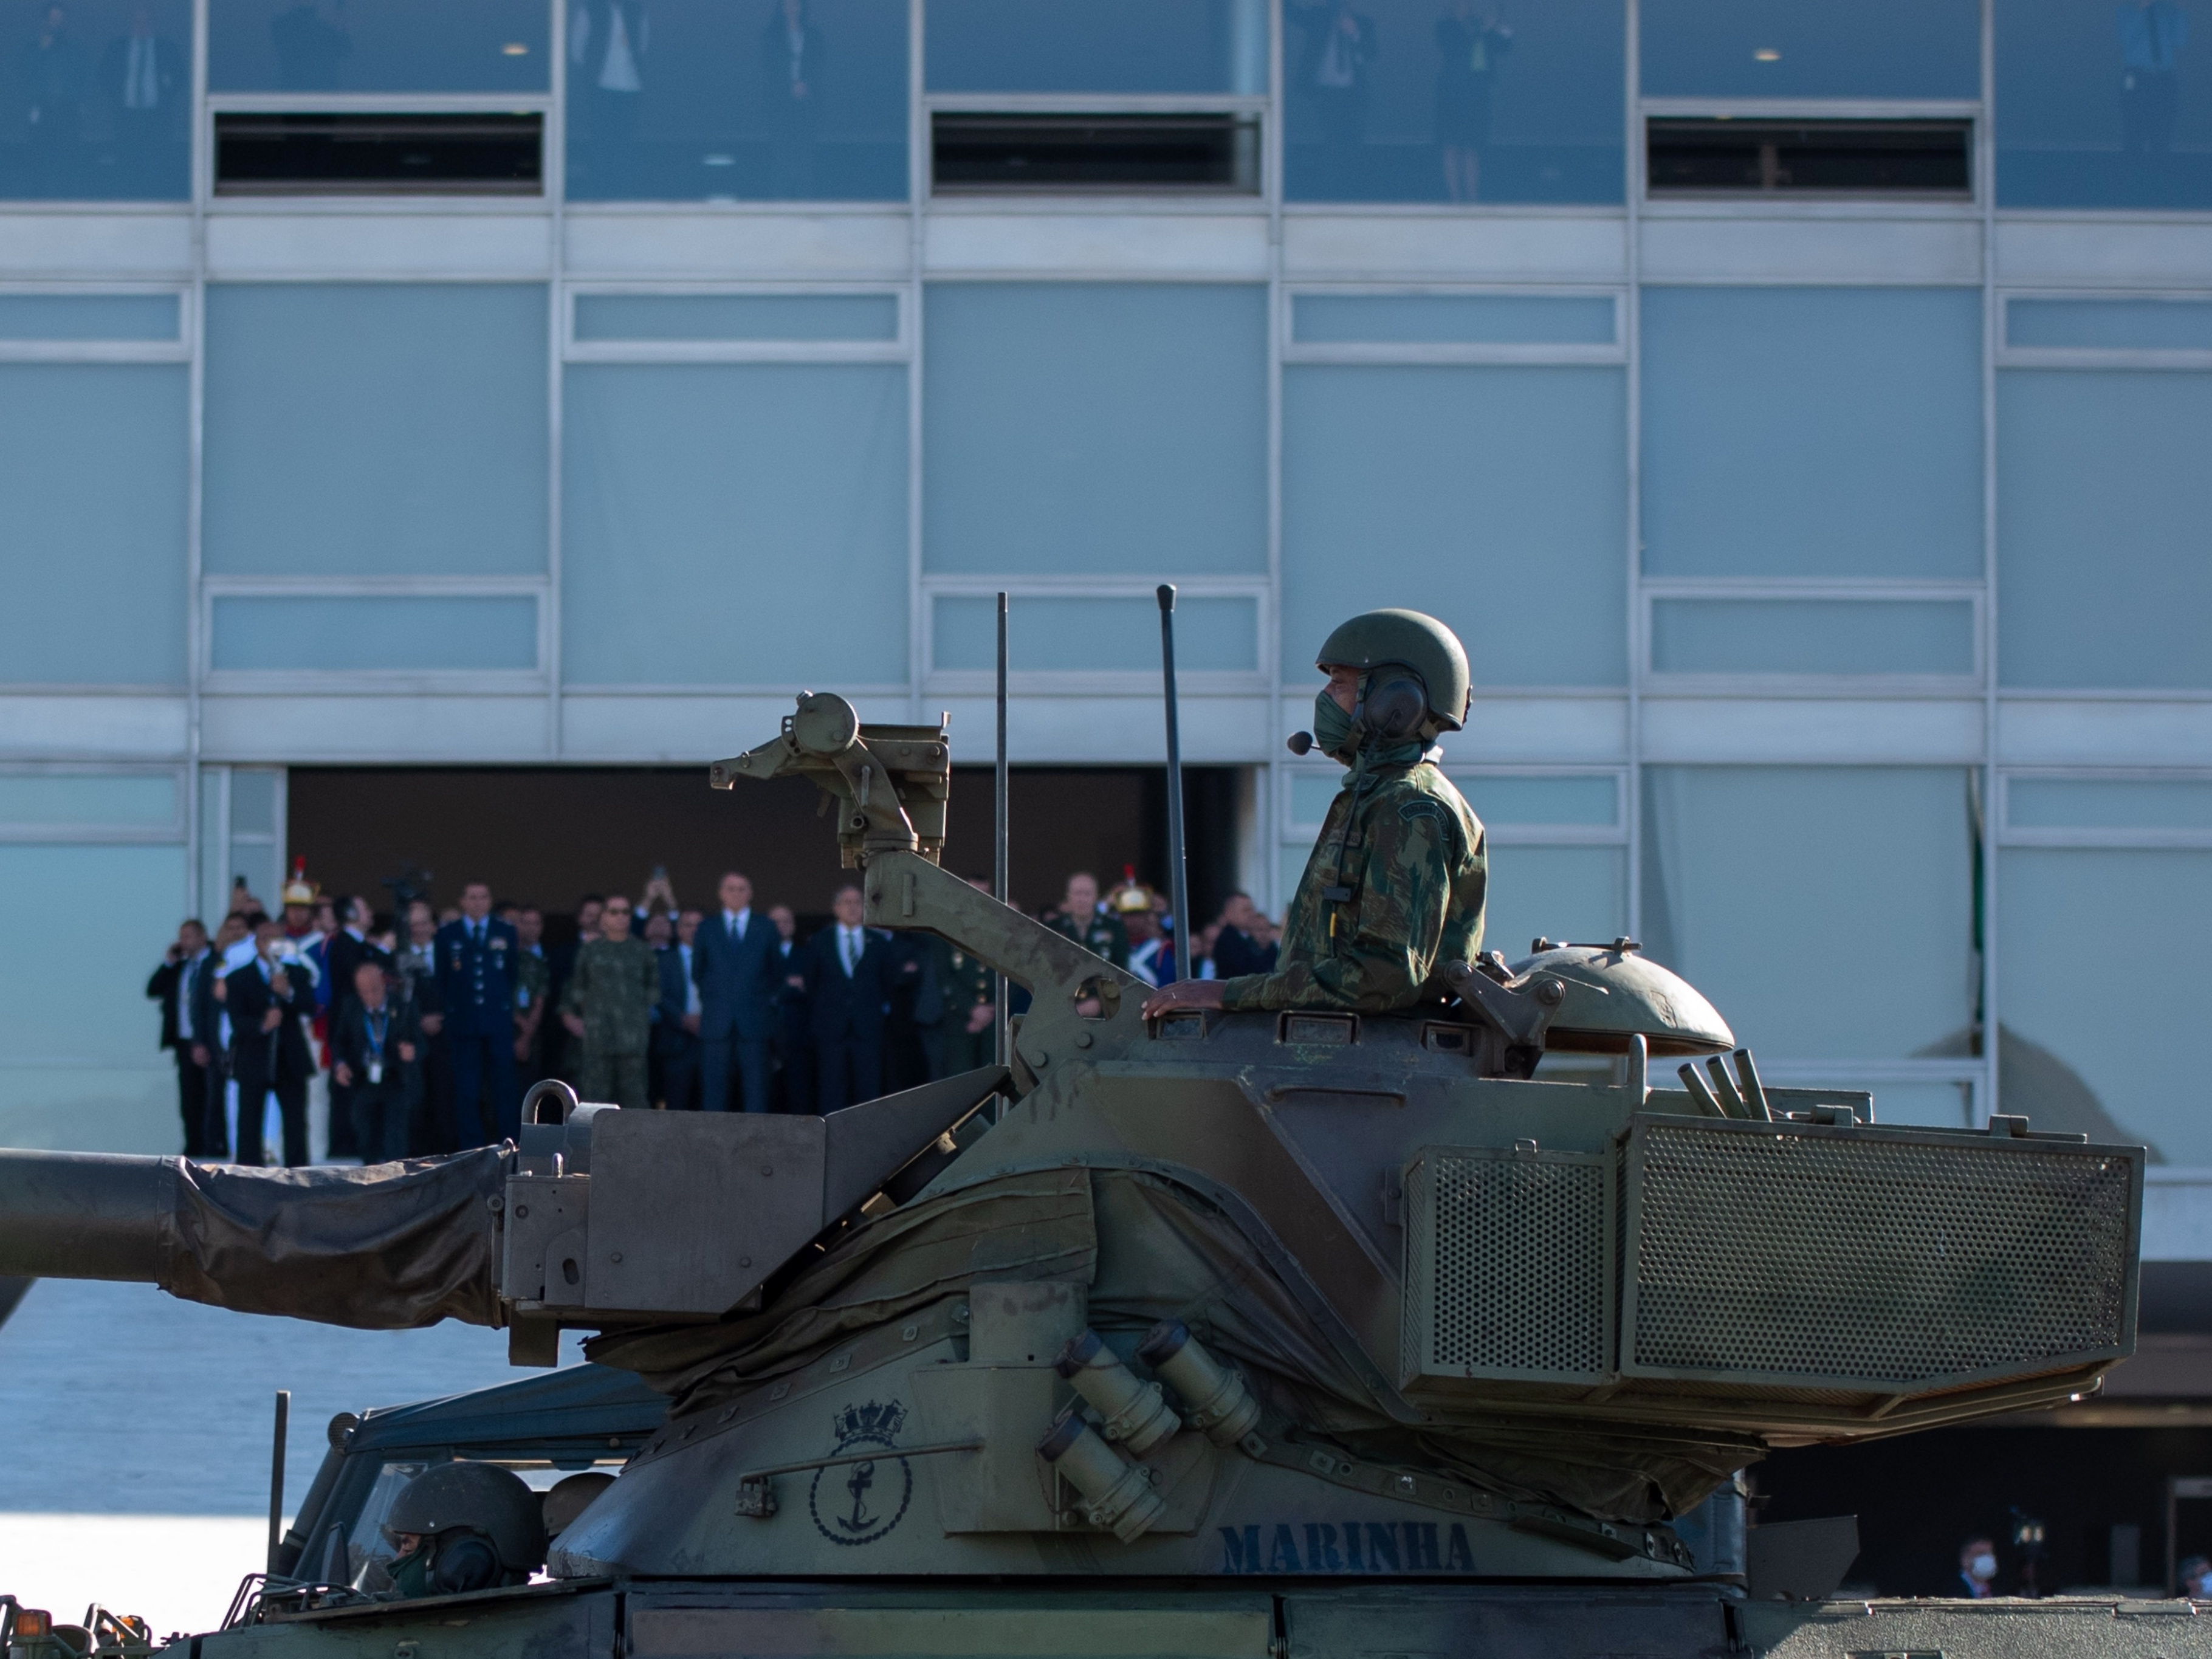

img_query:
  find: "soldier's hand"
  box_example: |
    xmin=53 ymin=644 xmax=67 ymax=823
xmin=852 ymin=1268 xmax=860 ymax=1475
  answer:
xmin=562 ymin=1012 xmax=586 ymax=1037
xmin=333 ymin=1062 xmax=352 ymax=1087
xmin=399 ymin=1041 xmax=416 ymax=1062
xmin=1141 ymin=978 xmax=1225 ymax=1021
xmin=261 ymin=1007 xmax=283 ymax=1032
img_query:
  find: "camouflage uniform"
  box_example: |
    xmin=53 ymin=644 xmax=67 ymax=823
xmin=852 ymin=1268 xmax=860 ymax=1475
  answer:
xmin=514 ymin=945 xmax=551 ymax=1082
xmin=1045 ymin=907 xmax=1130 ymax=970
xmin=560 ymin=936 xmax=661 ymax=1110
xmin=1219 ymin=754 xmax=1486 ymax=1014
xmin=927 ymin=937 xmax=998 ymax=1077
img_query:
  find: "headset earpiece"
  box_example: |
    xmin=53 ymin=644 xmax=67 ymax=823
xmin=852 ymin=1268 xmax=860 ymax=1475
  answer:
xmin=430 ymin=1534 xmax=502 ymax=1595
xmin=1357 ymin=673 xmax=1429 ymax=746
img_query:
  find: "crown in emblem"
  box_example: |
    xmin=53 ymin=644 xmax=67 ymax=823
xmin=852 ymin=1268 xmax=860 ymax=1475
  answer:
xmin=834 ymin=1400 xmax=906 ymax=1444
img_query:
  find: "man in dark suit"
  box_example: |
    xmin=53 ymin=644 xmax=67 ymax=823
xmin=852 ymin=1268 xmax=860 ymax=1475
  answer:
xmin=330 ymin=959 xmax=420 ymax=1163
xmin=226 ymin=920 xmax=314 ymax=1166
xmin=655 ymin=907 xmax=704 ymax=1108
xmin=692 ymin=871 xmax=781 ymax=1113
xmin=435 ymin=881 xmax=521 ymax=1147
xmin=770 ymin=904 xmax=812 ymax=1111
xmin=1209 ymin=891 xmax=1279 ymax=978
xmin=146 ymin=918 xmax=215 ymax=1155
xmin=805 ymin=884 xmax=891 ymax=1113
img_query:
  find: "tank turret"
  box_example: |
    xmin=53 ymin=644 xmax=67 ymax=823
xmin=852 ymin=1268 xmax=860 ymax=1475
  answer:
xmin=0 ymin=690 xmax=2146 ymax=1607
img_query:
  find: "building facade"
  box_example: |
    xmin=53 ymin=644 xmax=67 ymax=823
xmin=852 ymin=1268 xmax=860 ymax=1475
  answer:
xmin=0 ymin=0 xmax=2207 ymax=1206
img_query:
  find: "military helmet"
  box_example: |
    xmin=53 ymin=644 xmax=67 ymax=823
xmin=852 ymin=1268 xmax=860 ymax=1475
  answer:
xmin=383 ymin=1461 xmax=548 ymax=1580
xmin=1316 ymin=609 xmax=1471 ymax=736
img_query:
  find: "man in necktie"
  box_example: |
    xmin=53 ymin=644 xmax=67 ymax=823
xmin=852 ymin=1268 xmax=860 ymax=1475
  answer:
xmin=146 ymin=917 xmax=215 ymax=1155
xmin=654 ymin=907 xmax=706 ymax=1108
xmin=804 ymin=884 xmax=887 ymax=1113
xmin=434 ymin=881 xmax=521 ymax=1147
xmin=692 ymin=870 xmax=780 ymax=1112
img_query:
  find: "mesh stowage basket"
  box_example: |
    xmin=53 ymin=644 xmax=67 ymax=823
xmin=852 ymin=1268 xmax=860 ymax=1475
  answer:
xmin=1403 ymin=1149 xmax=1611 ymax=1386
xmin=1623 ymin=1121 xmax=2135 ymax=1389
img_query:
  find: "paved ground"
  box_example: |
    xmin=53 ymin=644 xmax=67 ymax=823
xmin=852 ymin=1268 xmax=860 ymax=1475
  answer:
xmin=0 ymin=1277 xmax=582 ymax=1632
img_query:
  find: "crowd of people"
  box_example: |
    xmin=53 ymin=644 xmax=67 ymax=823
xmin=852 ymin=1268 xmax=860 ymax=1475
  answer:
xmin=145 ymin=861 xmax=1279 ymax=1166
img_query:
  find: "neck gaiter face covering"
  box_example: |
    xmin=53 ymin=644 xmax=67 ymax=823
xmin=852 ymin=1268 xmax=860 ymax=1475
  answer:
xmin=1313 ymin=688 xmax=1357 ymax=763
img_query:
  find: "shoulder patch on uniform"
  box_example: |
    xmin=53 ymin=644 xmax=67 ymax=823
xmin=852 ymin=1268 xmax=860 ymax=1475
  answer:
xmin=1398 ymin=798 xmax=1446 ymax=825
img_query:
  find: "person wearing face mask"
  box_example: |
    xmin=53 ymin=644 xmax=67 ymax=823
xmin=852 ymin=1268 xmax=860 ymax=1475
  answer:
xmin=1959 ymin=1536 xmax=1999 ymax=1598
xmin=1144 ymin=608 xmax=1483 ymax=1020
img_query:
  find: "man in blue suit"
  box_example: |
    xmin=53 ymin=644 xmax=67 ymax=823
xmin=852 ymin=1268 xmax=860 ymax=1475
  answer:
xmin=692 ymin=871 xmax=781 ymax=1112
xmin=436 ymin=881 xmax=521 ymax=1146
xmin=805 ymin=882 xmax=893 ymax=1112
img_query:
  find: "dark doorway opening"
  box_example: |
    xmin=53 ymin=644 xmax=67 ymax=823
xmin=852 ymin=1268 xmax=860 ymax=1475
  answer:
xmin=287 ymin=763 xmax=1246 ymax=936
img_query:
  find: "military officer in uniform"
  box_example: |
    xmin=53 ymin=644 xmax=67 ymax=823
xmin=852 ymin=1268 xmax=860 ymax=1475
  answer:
xmin=1043 ymin=871 xmax=1129 ymax=969
xmin=509 ymin=904 xmax=552 ymax=1093
xmin=436 ymin=882 xmax=521 ymax=1146
xmin=921 ymin=874 xmax=998 ymax=1077
xmin=1145 ymin=608 xmax=1485 ymax=1021
xmin=560 ymin=894 xmax=661 ymax=1111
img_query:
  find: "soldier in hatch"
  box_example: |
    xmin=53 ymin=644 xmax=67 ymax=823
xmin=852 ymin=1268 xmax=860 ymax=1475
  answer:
xmin=1144 ymin=608 xmax=1486 ymax=1020
xmin=559 ymin=894 xmax=661 ymax=1110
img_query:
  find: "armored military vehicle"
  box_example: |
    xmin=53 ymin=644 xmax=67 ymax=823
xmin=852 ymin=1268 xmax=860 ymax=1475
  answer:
xmin=0 ymin=690 xmax=2183 ymax=1657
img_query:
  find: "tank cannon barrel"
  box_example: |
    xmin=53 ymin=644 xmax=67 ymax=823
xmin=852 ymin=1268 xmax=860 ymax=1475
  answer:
xmin=0 ymin=1066 xmax=1003 ymax=1350
xmin=0 ymin=1148 xmax=169 ymax=1282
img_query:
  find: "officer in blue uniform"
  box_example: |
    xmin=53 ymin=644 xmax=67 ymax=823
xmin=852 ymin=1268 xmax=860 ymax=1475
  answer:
xmin=435 ymin=880 xmax=521 ymax=1146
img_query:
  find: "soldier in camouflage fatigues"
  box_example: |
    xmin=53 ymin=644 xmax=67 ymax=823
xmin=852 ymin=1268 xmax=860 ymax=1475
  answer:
xmin=560 ymin=896 xmax=661 ymax=1110
xmin=1150 ymin=608 xmax=1484 ymax=1020
xmin=1220 ymin=758 xmax=1485 ymax=1014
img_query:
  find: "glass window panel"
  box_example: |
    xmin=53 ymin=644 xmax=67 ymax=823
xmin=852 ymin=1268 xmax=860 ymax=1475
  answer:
xmin=0 ymin=774 xmax=175 ymax=829
xmin=1487 ymin=845 xmax=1624 ymax=961
xmin=1642 ymin=287 xmax=1985 ymax=580
xmin=574 ymin=292 xmax=897 ymax=342
xmin=1292 ymin=292 xmax=1614 ymax=345
xmin=210 ymin=596 xmax=540 ymax=672
xmin=210 ymin=0 xmax=548 ymax=91
xmin=2009 ymin=777 xmax=2212 ymax=831
xmin=2008 ymin=297 xmax=2212 ymax=351
xmin=228 ymin=769 xmax=276 ymax=836
xmin=0 ymin=845 xmax=185 ymax=1063
xmin=204 ymin=285 xmax=548 ymax=577
xmin=0 ymin=294 xmax=177 ymax=341
xmin=563 ymin=363 xmax=908 ymax=685
xmin=924 ymin=284 xmax=1268 ymax=575
xmin=1999 ymin=847 xmax=2212 ymax=1156
xmin=1283 ymin=364 xmax=1626 ymax=685
xmin=933 ymin=596 xmax=1257 ymax=672
xmin=566 ymin=0 xmax=907 ymax=202
xmin=1641 ymin=0 xmax=1978 ymax=98
xmin=1289 ymin=771 xmax=1341 ymax=826
xmin=1997 ymin=370 xmax=2212 ymax=689
xmin=1283 ymin=0 xmax=1623 ymax=204
xmin=1641 ymin=766 xmax=1977 ymax=1059
xmin=927 ymin=0 xmax=1265 ymax=92
xmin=1866 ymin=1080 xmax=1973 ymax=1128
xmin=1650 ymin=597 xmax=1977 ymax=678
xmin=0 ymin=364 xmax=186 ymax=685
xmin=0 ymin=0 xmax=190 ymax=201
xmin=1997 ymin=0 xmax=2212 ymax=210
xmin=199 ymin=770 xmax=227 ymax=918
xmin=1459 ymin=773 xmax=1618 ymax=827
